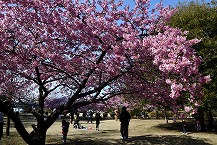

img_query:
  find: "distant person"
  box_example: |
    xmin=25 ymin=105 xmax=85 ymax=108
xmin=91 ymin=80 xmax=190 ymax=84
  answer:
xmin=61 ymin=119 xmax=69 ymax=144
xmin=95 ymin=112 xmax=102 ymax=131
xmin=119 ymin=106 xmax=131 ymax=141
xmin=73 ymin=118 xmax=80 ymax=129
xmin=0 ymin=112 xmax=4 ymax=140
xmin=173 ymin=114 xmax=177 ymax=123
xmin=141 ymin=111 xmax=145 ymax=119
xmin=195 ymin=120 xmax=201 ymax=131
xmin=114 ymin=109 xmax=119 ymax=121
xmin=69 ymin=108 xmax=78 ymax=124
xmin=87 ymin=110 xmax=93 ymax=123
xmin=182 ymin=119 xmax=187 ymax=134
xmin=73 ymin=119 xmax=87 ymax=129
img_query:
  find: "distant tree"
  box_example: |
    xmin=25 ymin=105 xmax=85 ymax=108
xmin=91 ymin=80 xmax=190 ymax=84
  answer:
xmin=168 ymin=0 xmax=217 ymax=130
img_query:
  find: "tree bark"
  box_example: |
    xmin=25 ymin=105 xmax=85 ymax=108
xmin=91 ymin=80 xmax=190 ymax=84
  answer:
xmin=193 ymin=107 xmax=206 ymax=131
xmin=6 ymin=116 xmax=10 ymax=136
xmin=30 ymin=126 xmax=47 ymax=145
xmin=163 ymin=110 xmax=169 ymax=123
xmin=0 ymin=101 xmax=34 ymax=144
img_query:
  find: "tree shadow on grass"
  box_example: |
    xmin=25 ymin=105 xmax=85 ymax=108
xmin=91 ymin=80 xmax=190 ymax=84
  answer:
xmin=156 ymin=121 xmax=217 ymax=134
xmin=127 ymin=135 xmax=211 ymax=145
xmin=46 ymin=134 xmax=211 ymax=145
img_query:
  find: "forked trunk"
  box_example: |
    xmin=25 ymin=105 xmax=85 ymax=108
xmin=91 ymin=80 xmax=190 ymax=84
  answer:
xmin=30 ymin=129 xmax=47 ymax=145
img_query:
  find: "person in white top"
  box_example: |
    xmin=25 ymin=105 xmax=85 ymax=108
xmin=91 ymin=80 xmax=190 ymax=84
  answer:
xmin=0 ymin=112 xmax=4 ymax=140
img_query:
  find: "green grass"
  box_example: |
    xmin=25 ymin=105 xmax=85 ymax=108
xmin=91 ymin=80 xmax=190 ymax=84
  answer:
xmin=1 ymin=118 xmax=217 ymax=145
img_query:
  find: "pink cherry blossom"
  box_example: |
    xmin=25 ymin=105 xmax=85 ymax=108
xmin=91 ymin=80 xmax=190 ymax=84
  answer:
xmin=0 ymin=1 xmax=211 ymax=144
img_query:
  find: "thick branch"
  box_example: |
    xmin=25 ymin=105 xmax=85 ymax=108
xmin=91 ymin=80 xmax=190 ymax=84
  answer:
xmin=0 ymin=101 xmax=34 ymax=144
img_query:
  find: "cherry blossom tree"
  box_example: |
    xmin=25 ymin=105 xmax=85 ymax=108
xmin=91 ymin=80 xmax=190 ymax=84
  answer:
xmin=0 ymin=0 xmax=210 ymax=144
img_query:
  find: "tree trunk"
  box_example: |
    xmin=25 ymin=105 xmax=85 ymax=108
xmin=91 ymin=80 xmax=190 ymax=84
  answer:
xmin=156 ymin=110 xmax=159 ymax=119
xmin=0 ymin=102 xmax=35 ymax=144
xmin=30 ymin=128 xmax=47 ymax=145
xmin=1 ymin=98 xmax=66 ymax=145
xmin=6 ymin=116 xmax=10 ymax=136
xmin=199 ymin=109 xmax=206 ymax=131
xmin=163 ymin=110 xmax=169 ymax=123
xmin=207 ymin=111 xmax=214 ymax=130
xmin=194 ymin=107 xmax=206 ymax=131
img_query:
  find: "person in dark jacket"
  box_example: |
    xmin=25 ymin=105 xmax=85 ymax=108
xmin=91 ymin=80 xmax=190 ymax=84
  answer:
xmin=87 ymin=110 xmax=93 ymax=123
xmin=95 ymin=112 xmax=102 ymax=131
xmin=119 ymin=106 xmax=131 ymax=141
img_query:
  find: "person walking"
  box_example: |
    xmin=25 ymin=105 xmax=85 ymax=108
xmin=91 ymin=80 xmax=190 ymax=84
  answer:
xmin=0 ymin=112 xmax=4 ymax=141
xmin=61 ymin=119 xmax=69 ymax=144
xmin=87 ymin=110 xmax=93 ymax=123
xmin=119 ymin=106 xmax=131 ymax=141
xmin=95 ymin=112 xmax=101 ymax=131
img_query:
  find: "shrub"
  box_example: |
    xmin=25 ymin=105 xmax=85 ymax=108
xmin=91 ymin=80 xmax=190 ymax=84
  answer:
xmin=130 ymin=108 xmax=142 ymax=118
xmin=109 ymin=112 xmax=115 ymax=119
xmin=103 ymin=112 xmax=108 ymax=118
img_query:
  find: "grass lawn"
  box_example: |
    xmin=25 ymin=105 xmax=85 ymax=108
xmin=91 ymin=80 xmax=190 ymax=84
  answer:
xmin=1 ymin=116 xmax=217 ymax=145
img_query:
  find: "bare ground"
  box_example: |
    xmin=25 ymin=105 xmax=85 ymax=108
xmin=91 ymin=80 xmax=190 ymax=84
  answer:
xmin=1 ymin=117 xmax=217 ymax=145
